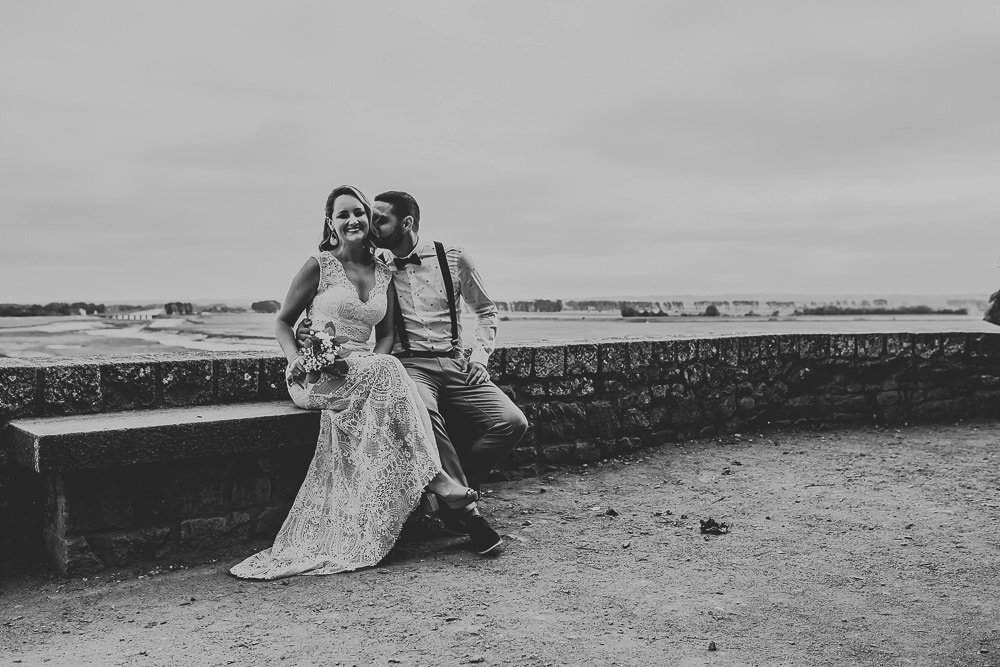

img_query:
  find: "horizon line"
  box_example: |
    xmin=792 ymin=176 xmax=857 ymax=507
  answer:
xmin=1 ymin=291 xmax=990 ymax=306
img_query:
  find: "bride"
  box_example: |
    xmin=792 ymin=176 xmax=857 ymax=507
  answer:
xmin=230 ymin=185 xmax=479 ymax=580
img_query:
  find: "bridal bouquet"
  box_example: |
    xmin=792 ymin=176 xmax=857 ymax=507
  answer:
xmin=299 ymin=322 xmax=352 ymax=384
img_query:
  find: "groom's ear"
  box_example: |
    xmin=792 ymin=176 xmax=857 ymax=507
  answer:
xmin=402 ymin=216 xmax=414 ymax=231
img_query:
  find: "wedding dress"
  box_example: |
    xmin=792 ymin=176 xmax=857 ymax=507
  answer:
xmin=230 ymin=252 xmax=441 ymax=579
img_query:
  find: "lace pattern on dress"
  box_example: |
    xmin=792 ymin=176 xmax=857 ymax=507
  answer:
xmin=307 ymin=252 xmax=390 ymax=352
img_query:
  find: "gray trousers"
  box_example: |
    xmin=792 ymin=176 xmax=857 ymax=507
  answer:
xmin=399 ymin=356 xmax=528 ymax=489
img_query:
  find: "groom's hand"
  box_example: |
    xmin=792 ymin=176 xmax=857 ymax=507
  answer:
xmin=295 ymin=318 xmax=315 ymax=349
xmin=466 ymin=361 xmax=490 ymax=385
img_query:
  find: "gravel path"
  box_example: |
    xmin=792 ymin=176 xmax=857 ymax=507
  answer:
xmin=2 ymin=422 xmax=999 ymax=666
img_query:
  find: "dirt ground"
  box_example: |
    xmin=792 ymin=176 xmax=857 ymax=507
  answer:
xmin=2 ymin=422 xmax=999 ymax=666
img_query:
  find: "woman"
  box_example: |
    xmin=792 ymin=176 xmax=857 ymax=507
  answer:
xmin=230 ymin=185 xmax=477 ymax=580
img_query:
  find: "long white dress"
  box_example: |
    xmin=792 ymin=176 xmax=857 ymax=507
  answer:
xmin=230 ymin=252 xmax=442 ymax=579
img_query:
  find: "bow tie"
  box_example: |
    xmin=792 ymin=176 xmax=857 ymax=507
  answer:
xmin=393 ymin=254 xmax=422 ymax=270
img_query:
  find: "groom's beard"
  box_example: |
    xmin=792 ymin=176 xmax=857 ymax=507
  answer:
xmin=370 ymin=229 xmax=404 ymax=250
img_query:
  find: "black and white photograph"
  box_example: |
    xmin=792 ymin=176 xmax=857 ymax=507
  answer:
xmin=1 ymin=1 xmax=999 ymax=664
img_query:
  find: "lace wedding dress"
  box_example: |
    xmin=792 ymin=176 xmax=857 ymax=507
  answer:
xmin=230 ymin=252 xmax=441 ymax=579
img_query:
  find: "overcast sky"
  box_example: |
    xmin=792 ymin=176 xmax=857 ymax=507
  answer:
xmin=1 ymin=1 xmax=998 ymax=302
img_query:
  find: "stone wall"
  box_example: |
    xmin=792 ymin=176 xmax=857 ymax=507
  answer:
xmin=3 ymin=333 xmax=1000 ymax=573
xmin=496 ymin=332 xmax=1000 ymax=469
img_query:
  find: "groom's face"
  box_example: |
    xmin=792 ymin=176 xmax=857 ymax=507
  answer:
xmin=371 ymin=201 xmax=405 ymax=250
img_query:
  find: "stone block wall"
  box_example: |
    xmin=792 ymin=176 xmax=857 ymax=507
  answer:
xmin=0 ymin=351 xmax=288 ymax=420
xmin=43 ymin=448 xmax=312 ymax=572
xmin=485 ymin=333 xmax=1000 ymax=481
xmin=3 ymin=333 xmax=1000 ymax=573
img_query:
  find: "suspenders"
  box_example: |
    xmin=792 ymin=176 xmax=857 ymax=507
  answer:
xmin=392 ymin=284 xmax=411 ymax=351
xmin=434 ymin=241 xmax=461 ymax=350
xmin=392 ymin=241 xmax=460 ymax=356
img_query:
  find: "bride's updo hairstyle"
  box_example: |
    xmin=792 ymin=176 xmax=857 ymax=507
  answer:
xmin=320 ymin=185 xmax=376 ymax=256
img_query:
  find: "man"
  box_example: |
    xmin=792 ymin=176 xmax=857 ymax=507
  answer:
xmin=985 ymin=289 xmax=1000 ymax=326
xmin=297 ymin=191 xmax=527 ymax=556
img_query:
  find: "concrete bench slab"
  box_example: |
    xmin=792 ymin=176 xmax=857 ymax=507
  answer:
xmin=5 ymin=401 xmax=319 ymax=473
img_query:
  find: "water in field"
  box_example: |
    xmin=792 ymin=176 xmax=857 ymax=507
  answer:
xmin=0 ymin=312 xmax=994 ymax=359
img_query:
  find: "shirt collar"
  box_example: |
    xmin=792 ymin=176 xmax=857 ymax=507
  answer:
xmin=388 ymin=235 xmax=430 ymax=260
xmin=411 ymin=236 xmax=433 ymax=257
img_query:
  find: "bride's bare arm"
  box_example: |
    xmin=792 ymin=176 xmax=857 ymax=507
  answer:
xmin=373 ymin=281 xmax=397 ymax=355
xmin=276 ymin=258 xmax=320 ymax=363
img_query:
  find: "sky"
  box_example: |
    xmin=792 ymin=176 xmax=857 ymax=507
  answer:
xmin=1 ymin=1 xmax=998 ymax=303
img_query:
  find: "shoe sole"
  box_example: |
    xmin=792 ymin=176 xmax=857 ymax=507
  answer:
xmin=476 ymin=539 xmax=503 ymax=556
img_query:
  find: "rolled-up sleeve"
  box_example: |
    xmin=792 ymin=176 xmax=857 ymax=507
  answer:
xmin=455 ymin=248 xmax=498 ymax=367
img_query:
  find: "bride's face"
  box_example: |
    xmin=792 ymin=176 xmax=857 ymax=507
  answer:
xmin=329 ymin=194 xmax=370 ymax=246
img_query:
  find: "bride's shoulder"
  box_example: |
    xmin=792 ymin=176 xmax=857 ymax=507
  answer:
xmin=286 ymin=254 xmax=322 ymax=293
xmin=307 ymin=251 xmax=342 ymax=288
xmin=307 ymin=251 xmax=327 ymax=270
xmin=299 ymin=253 xmax=323 ymax=271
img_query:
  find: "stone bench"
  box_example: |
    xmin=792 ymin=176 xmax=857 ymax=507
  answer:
xmin=4 ymin=401 xmax=321 ymax=575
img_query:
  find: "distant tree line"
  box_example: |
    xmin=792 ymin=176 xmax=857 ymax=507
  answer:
xmin=0 ymin=302 xmax=106 ymax=316
xmin=794 ymin=305 xmax=968 ymax=316
xmin=620 ymin=302 xmax=721 ymax=317
xmin=497 ymin=299 xmax=563 ymax=313
xmin=620 ymin=300 xmax=970 ymax=318
xmin=563 ymin=300 xmax=621 ymax=312
xmin=165 ymin=302 xmax=194 ymax=315
xmin=252 ymin=300 xmax=282 ymax=313
xmin=202 ymin=304 xmax=247 ymax=313
xmin=620 ymin=303 xmax=677 ymax=317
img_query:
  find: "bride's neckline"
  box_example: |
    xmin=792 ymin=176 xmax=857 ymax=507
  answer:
xmin=328 ymin=253 xmax=377 ymax=304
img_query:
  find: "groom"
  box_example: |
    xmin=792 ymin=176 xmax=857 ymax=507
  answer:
xmin=297 ymin=190 xmax=527 ymax=556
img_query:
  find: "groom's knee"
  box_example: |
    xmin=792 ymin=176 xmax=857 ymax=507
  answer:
xmin=498 ymin=406 xmax=528 ymax=444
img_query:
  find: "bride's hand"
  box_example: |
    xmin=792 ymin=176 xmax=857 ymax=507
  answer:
xmin=286 ymin=357 xmax=307 ymax=387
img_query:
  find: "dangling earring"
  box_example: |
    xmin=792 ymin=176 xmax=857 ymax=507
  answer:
xmin=325 ymin=218 xmax=339 ymax=249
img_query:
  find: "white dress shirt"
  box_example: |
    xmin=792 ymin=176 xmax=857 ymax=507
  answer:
xmin=383 ymin=238 xmax=498 ymax=366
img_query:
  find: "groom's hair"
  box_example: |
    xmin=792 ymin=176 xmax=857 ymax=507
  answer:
xmin=374 ymin=191 xmax=420 ymax=230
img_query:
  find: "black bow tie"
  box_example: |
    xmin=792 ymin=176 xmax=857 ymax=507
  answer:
xmin=394 ymin=254 xmax=422 ymax=270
